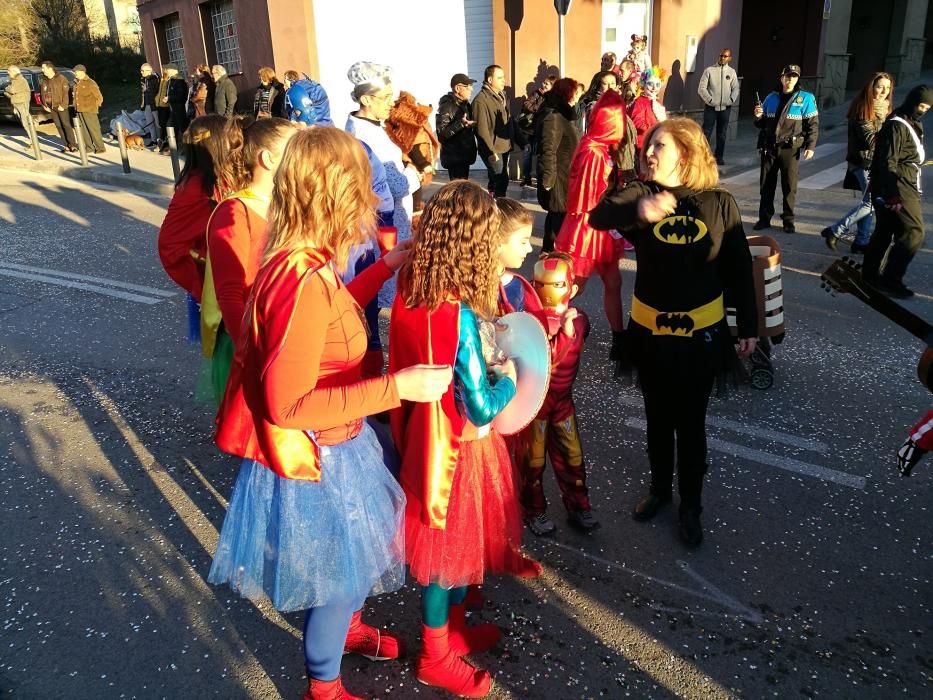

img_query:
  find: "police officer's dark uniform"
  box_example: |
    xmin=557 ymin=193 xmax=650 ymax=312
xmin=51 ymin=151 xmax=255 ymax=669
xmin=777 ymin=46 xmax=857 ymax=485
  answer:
xmin=753 ymin=65 xmax=819 ymax=233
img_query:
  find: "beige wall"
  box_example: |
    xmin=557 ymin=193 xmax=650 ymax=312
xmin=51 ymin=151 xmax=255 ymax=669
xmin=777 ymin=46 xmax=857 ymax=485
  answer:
xmin=652 ymin=0 xmax=742 ymax=112
xmin=266 ymin=0 xmax=318 ymax=78
xmin=492 ymin=0 xmax=603 ymax=104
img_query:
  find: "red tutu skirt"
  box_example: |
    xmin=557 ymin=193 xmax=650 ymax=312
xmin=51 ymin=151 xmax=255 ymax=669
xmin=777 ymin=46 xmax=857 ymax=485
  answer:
xmin=405 ymin=431 xmax=531 ymax=588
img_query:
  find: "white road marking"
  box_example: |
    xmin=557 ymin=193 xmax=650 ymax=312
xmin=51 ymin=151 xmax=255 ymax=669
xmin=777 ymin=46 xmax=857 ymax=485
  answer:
xmin=797 ymin=161 xmax=847 ymax=190
xmin=0 ymin=261 xmax=175 ymax=297
xmin=617 ymin=394 xmax=829 ymax=453
xmin=624 ymin=417 xmax=867 ymax=490
xmin=721 ymin=141 xmax=848 ymax=187
xmin=535 ymin=538 xmax=764 ymax=624
xmin=0 ymin=268 xmax=166 ymax=304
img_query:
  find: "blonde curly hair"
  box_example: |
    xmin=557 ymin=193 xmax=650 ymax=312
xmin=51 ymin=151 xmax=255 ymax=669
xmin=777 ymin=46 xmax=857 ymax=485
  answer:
xmin=404 ymin=180 xmax=501 ymax=319
xmin=263 ymin=127 xmax=378 ymax=271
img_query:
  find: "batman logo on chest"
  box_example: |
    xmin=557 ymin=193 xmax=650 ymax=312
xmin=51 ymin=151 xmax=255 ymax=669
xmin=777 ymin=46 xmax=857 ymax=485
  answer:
xmin=652 ymin=215 xmax=708 ymax=245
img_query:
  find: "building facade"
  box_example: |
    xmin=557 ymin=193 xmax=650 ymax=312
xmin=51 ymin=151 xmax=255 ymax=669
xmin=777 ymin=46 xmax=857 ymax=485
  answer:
xmin=135 ymin=0 xmax=928 ymax=121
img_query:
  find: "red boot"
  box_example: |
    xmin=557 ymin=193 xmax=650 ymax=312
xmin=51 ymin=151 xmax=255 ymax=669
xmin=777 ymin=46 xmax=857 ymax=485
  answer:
xmin=447 ymin=603 xmax=501 ymax=655
xmin=463 ymin=585 xmax=484 ymax=611
xmin=303 ymin=676 xmax=364 ymax=700
xmin=415 ymin=624 xmax=492 ymax=698
xmin=343 ymin=610 xmax=404 ymax=661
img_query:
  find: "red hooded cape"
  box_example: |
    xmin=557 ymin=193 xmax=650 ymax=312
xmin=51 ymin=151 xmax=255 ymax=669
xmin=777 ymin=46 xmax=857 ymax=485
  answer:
xmin=555 ymin=90 xmax=626 ymax=264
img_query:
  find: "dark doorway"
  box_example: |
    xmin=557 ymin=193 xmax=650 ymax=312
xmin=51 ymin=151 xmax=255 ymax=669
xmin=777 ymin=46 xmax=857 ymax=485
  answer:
xmin=737 ymin=0 xmax=824 ymax=113
xmin=846 ymin=0 xmax=894 ymax=90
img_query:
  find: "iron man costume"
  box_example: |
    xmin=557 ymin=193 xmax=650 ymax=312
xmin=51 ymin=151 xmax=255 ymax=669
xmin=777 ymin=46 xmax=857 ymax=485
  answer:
xmin=520 ymin=255 xmax=592 ymax=516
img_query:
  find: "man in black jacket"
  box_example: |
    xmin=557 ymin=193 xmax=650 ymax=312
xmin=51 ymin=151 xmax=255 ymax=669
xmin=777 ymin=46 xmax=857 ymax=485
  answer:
xmin=473 ymin=64 xmax=512 ymax=196
xmin=436 ymin=73 xmax=477 ymax=180
xmin=140 ymin=63 xmax=161 ymax=145
xmin=39 ymin=61 xmax=77 ymax=152
xmin=164 ymin=65 xmax=189 ymax=146
xmin=863 ymin=85 xmax=932 ymax=299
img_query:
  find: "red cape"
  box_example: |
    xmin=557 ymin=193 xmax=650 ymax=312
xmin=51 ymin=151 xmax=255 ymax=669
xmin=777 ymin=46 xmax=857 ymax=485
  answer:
xmin=389 ymin=292 xmax=463 ymax=529
xmin=555 ymin=91 xmax=626 ymax=259
xmin=215 ymin=247 xmax=327 ymax=480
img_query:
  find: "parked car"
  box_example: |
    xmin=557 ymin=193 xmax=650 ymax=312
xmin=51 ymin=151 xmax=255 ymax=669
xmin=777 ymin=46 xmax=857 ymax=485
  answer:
xmin=0 ymin=67 xmax=75 ymax=122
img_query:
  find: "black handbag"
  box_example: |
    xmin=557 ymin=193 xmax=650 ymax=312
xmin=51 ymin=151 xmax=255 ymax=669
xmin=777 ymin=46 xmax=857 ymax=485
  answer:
xmin=842 ymin=167 xmax=861 ymax=191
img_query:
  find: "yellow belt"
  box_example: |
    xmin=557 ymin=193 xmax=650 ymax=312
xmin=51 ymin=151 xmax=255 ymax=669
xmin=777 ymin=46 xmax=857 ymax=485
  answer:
xmin=630 ymin=294 xmax=724 ymax=337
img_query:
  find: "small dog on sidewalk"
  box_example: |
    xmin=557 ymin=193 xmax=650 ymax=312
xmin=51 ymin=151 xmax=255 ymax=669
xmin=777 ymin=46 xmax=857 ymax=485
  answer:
xmin=115 ymin=124 xmax=147 ymax=150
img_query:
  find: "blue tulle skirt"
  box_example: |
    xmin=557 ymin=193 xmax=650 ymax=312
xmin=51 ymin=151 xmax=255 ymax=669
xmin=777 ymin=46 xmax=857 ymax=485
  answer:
xmin=208 ymin=423 xmax=406 ymax=612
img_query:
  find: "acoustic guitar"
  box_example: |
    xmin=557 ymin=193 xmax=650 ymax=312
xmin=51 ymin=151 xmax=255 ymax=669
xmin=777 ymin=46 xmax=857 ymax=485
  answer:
xmin=821 ymin=257 xmax=932 ymax=391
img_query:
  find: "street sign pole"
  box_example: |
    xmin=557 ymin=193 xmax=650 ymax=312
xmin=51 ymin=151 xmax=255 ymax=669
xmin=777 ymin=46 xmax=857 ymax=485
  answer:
xmin=559 ymin=14 xmax=565 ymax=74
xmin=554 ymin=0 xmax=572 ymax=75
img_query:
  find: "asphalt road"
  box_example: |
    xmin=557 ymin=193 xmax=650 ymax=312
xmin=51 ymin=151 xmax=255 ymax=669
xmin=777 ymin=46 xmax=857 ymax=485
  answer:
xmin=0 ymin=153 xmax=931 ymax=699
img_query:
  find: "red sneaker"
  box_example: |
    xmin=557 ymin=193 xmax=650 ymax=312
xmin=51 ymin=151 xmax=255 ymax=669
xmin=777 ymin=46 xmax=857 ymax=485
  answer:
xmin=303 ymin=676 xmax=364 ymax=700
xmin=416 ymin=624 xmax=492 ymax=698
xmin=448 ymin=603 xmax=501 ymax=655
xmin=343 ymin=610 xmax=404 ymax=661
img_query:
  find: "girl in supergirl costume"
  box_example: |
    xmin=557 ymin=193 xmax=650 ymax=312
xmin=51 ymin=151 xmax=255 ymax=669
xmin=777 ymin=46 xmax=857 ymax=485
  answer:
xmin=199 ymin=118 xmax=298 ymax=403
xmin=390 ymin=181 xmax=541 ymax=698
xmin=555 ymin=89 xmax=628 ymax=373
xmin=588 ymin=119 xmax=758 ymax=549
xmin=157 ymin=116 xmax=243 ymax=339
xmin=208 ymin=128 xmax=453 ymax=700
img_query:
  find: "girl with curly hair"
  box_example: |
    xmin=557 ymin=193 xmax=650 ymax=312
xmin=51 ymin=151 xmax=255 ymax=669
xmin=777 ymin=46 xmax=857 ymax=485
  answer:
xmin=209 ymin=127 xmax=452 ymax=700
xmin=389 ymin=180 xmax=540 ymax=698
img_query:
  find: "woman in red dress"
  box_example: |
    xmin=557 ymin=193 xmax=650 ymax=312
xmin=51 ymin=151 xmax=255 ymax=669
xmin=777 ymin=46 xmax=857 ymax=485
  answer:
xmin=209 ymin=127 xmax=452 ymax=700
xmin=555 ymin=89 xmax=628 ymax=372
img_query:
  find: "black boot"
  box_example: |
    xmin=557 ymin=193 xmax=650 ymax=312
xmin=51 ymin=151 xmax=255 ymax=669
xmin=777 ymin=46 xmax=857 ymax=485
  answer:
xmin=679 ymin=509 xmax=703 ymax=548
xmin=609 ymin=330 xmax=625 ymax=377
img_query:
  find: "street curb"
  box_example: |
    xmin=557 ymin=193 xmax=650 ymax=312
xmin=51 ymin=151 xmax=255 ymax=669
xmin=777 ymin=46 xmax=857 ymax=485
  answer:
xmin=0 ymin=156 xmax=174 ymax=198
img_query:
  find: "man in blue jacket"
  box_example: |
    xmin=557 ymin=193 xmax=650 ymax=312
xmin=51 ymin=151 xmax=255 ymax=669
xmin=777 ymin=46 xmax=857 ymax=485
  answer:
xmin=283 ymin=71 xmax=332 ymax=126
xmin=753 ymin=64 xmax=819 ymax=233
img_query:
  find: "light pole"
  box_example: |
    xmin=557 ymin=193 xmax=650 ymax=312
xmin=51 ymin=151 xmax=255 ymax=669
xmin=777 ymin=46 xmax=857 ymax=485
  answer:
xmin=554 ymin=0 xmax=572 ymax=74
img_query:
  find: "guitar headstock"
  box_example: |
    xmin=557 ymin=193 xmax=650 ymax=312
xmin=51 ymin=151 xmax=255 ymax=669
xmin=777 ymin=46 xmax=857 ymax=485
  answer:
xmin=821 ymin=257 xmax=872 ymax=303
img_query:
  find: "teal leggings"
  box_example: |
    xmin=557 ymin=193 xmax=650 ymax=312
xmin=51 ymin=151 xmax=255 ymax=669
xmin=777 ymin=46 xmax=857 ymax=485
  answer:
xmin=422 ymin=584 xmax=468 ymax=627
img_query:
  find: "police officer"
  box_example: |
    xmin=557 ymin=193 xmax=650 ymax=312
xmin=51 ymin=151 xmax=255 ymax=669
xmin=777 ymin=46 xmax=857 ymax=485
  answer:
xmin=753 ymin=64 xmax=819 ymax=233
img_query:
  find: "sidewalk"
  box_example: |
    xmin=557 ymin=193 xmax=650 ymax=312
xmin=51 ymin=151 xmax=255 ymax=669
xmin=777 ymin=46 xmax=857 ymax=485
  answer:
xmin=715 ymin=68 xmax=933 ymax=177
xmin=0 ymin=125 xmax=177 ymax=198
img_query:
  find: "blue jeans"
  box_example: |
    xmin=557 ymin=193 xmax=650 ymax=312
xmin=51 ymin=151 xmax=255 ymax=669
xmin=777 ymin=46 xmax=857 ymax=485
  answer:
xmin=830 ymin=168 xmax=874 ymax=245
xmin=485 ymin=151 xmax=510 ymax=196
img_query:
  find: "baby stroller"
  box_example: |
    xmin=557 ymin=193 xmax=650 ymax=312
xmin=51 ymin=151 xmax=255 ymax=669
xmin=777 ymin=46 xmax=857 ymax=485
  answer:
xmin=727 ymin=235 xmax=785 ymax=389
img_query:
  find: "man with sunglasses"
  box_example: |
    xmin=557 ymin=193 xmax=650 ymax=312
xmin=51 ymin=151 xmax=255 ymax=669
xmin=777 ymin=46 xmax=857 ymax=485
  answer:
xmin=697 ymin=48 xmax=739 ymax=165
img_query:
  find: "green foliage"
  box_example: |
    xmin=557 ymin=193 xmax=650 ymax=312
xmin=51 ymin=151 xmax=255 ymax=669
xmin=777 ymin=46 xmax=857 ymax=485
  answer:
xmin=37 ymin=35 xmax=144 ymax=84
xmin=0 ymin=0 xmax=38 ymax=66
